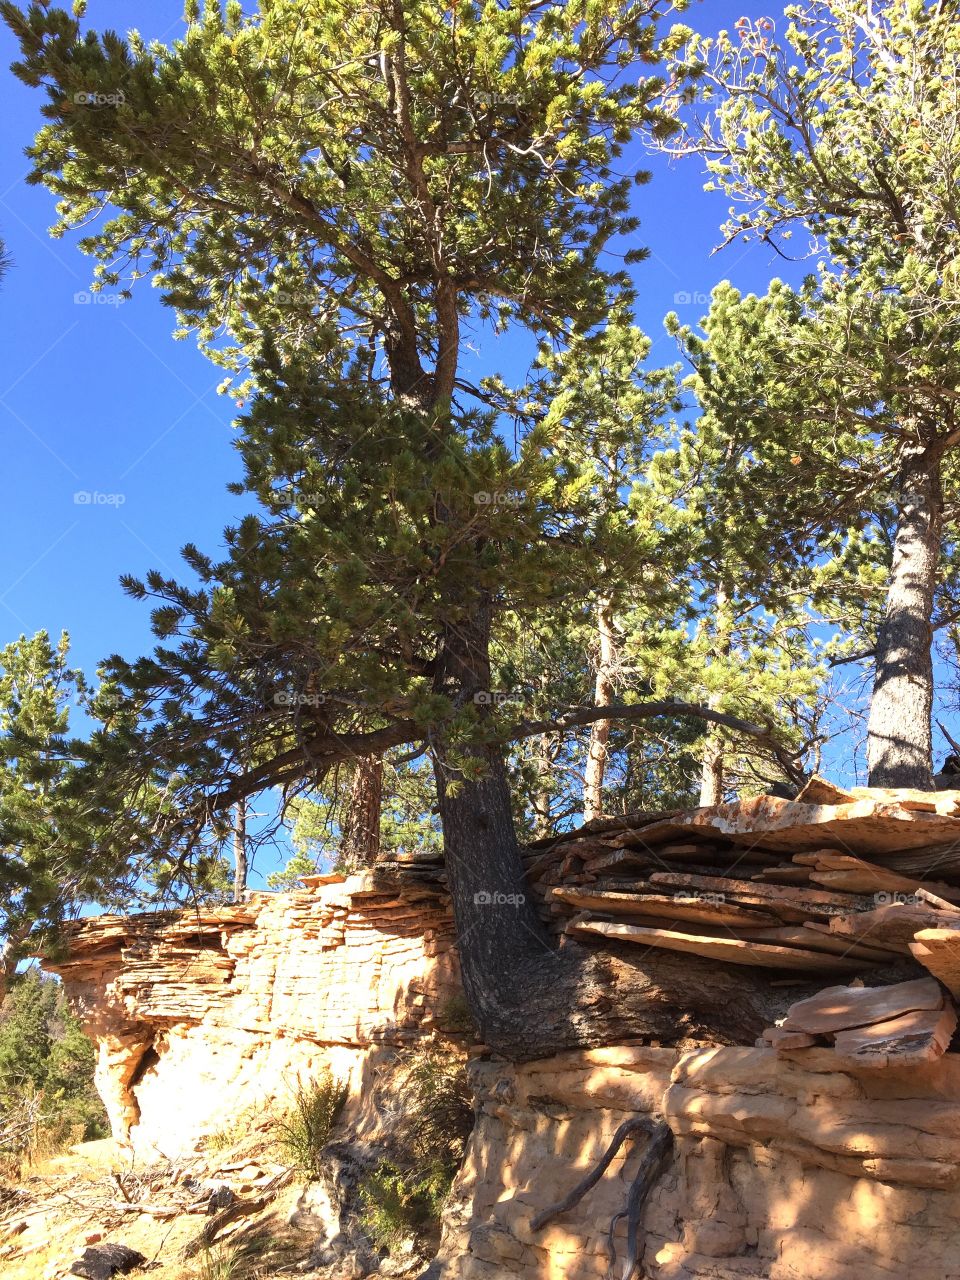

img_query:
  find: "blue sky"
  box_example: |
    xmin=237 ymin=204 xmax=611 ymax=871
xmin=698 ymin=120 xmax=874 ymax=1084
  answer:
xmin=0 ymin=2 xmax=835 ymax=881
xmin=0 ymin=1 xmax=789 ymax=674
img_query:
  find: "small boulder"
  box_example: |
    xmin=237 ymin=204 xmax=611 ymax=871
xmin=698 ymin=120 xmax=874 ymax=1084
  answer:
xmin=69 ymin=1242 xmax=145 ymax=1280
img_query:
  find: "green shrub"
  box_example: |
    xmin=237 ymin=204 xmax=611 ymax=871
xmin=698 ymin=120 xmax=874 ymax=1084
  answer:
xmin=361 ymin=1158 xmax=453 ymax=1249
xmin=273 ymin=1069 xmax=348 ymax=1177
xmin=0 ymin=970 xmax=107 ymax=1170
xmin=360 ymin=1047 xmax=472 ymax=1249
xmin=436 ymin=993 xmax=475 ymax=1035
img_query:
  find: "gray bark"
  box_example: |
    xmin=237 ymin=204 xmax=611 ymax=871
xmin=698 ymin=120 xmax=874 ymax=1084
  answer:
xmin=699 ymin=582 xmax=732 ymax=807
xmin=867 ymin=441 xmax=942 ymax=789
xmin=583 ymin=598 xmax=616 ymax=822
xmin=232 ymin=800 xmax=247 ymax=904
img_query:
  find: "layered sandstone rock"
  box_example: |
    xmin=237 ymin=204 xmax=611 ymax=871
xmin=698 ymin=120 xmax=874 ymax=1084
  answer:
xmin=42 ymin=790 xmax=960 ymax=1279
xmin=432 ymin=1045 xmax=960 ymax=1280
xmin=45 ymin=871 xmax=459 ymax=1156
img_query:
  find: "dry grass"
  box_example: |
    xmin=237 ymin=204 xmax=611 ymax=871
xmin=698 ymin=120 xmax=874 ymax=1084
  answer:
xmin=0 ymin=1132 xmax=308 ymax=1280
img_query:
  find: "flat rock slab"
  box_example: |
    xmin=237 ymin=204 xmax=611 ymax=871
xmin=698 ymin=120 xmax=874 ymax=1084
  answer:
xmin=70 ymin=1243 xmax=146 ymax=1280
xmin=617 ymin=794 xmax=960 ymax=858
xmin=911 ymin=928 xmax=960 ymax=998
xmin=740 ymin=924 xmax=891 ymax=963
xmin=783 ymin=977 xmax=944 ymax=1036
xmin=548 ymin=887 xmax=779 ymax=929
xmin=826 ymin=902 xmax=960 ymax=952
xmin=759 ymin=1027 xmax=818 ymax=1051
xmin=566 ymin=917 xmax=869 ymax=972
xmin=832 ymin=1003 xmax=957 ymax=1065
xmin=794 ymin=850 xmax=960 ymax=902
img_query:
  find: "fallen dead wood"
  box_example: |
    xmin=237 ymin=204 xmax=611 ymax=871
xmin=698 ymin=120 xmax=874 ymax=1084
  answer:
xmin=181 ymin=1195 xmax=269 ymax=1257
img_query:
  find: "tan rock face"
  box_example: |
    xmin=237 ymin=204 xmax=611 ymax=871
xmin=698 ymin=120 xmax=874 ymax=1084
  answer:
xmin=42 ymin=812 xmax=960 ymax=1280
xmin=433 ymin=1046 xmax=960 ymax=1280
xmin=45 ymin=874 xmax=459 ymax=1155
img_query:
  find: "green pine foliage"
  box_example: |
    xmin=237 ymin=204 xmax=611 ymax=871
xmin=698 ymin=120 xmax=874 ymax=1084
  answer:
xmin=0 ymin=968 xmax=107 ymax=1163
xmin=660 ymin=0 xmax=960 ymax=782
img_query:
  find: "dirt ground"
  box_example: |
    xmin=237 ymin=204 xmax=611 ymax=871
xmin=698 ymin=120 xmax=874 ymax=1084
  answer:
xmin=0 ymin=1129 xmax=313 ymax=1280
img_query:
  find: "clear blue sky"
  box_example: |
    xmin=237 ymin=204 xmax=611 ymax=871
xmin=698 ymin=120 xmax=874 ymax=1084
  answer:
xmin=0 ymin=0 xmax=787 ymax=675
xmin=0 ymin=0 xmax=843 ymax=886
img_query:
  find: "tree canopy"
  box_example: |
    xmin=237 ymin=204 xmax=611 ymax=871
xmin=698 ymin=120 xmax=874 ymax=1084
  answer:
xmin=6 ymin=0 xmax=960 ymax=1054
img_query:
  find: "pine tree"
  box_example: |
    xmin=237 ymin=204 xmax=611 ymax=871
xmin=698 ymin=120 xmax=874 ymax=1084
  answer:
xmin=662 ymin=0 xmax=960 ymax=787
xmin=0 ymin=632 xmax=137 ymax=994
xmin=6 ymin=0 xmax=805 ymax=1052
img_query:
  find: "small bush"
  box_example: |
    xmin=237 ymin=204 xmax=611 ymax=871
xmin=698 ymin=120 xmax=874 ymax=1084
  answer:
xmin=274 ymin=1069 xmax=348 ymax=1177
xmin=436 ymin=993 xmax=474 ymax=1035
xmin=360 ymin=1047 xmax=472 ymax=1249
xmin=361 ymin=1158 xmax=452 ymax=1249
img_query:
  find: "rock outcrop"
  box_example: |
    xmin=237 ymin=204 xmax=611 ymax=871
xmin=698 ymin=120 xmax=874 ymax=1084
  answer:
xmin=46 ymin=870 xmax=459 ymax=1156
xmin=43 ymin=788 xmax=960 ymax=1279
xmin=433 ymin=1045 xmax=960 ymax=1280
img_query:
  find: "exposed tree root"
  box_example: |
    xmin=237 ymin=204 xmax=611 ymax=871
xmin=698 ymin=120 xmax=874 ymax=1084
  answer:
xmin=610 ymin=1119 xmax=673 ymax=1280
xmin=530 ymin=1114 xmax=674 ymax=1280
xmin=530 ymin=1116 xmax=655 ymax=1232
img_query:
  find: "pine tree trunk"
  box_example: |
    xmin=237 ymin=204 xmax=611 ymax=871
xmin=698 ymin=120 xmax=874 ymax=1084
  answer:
xmin=867 ymin=441 xmax=942 ymax=789
xmin=532 ymin=736 xmax=554 ymax=838
xmin=583 ymin=598 xmax=616 ymax=821
xmin=432 ymin=601 xmax=787 ymax=1058
xmin=341 ymin=755 xmax=384 ymax=867
xmin=232 ymin=799 xmax=247 ymax=904
xmin=699 ymin=582 xmax=732 ymax=807
xmin=432 ymin=600 xmax=554 ymax=1032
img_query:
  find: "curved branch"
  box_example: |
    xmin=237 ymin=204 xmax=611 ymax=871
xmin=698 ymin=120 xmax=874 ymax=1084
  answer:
xmin=205 ymin=697 xmax=808 ymax=815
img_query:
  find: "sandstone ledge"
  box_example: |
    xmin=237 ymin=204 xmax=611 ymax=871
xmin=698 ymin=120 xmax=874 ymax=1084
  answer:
xmin=433 ymin=1046 xmax=960 ymax=1280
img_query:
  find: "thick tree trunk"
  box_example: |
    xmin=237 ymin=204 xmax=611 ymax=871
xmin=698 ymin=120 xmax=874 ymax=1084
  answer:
xmin=583 ymin=597 xmax=616 ymax=821
xmin=341 ymin=755 xmax=383 ymax=867
xmin=867 ymin=442 xmax=942 ymax=789
xmin=433 ymin=601 xmax=788 ymax=1058
xmin=232 ymin=799 xmax=247 ymax=904
xmin=699 ymin=582 xmax=732 ymax=807
xmin=433 ymin=601 xmax=557 ymax=1044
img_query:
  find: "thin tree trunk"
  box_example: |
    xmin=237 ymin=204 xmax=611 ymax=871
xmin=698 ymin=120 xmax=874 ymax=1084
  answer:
xmin=699 ymin=582 xmax=732 ymax=807
xmin=1 ymin=922 xmax=47 ymax=1002
xmin=583 ymin=597 xmax=616 ymax=821
xmin=533 ymin=736 xmax=554 ymax=838
xmin=341 ymin=755 xmax=384 ymax=867
xmin=867 ymin=440 xmax=942 ymax=789
xmin=232 ymin=799 xmax=247 ymax=904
